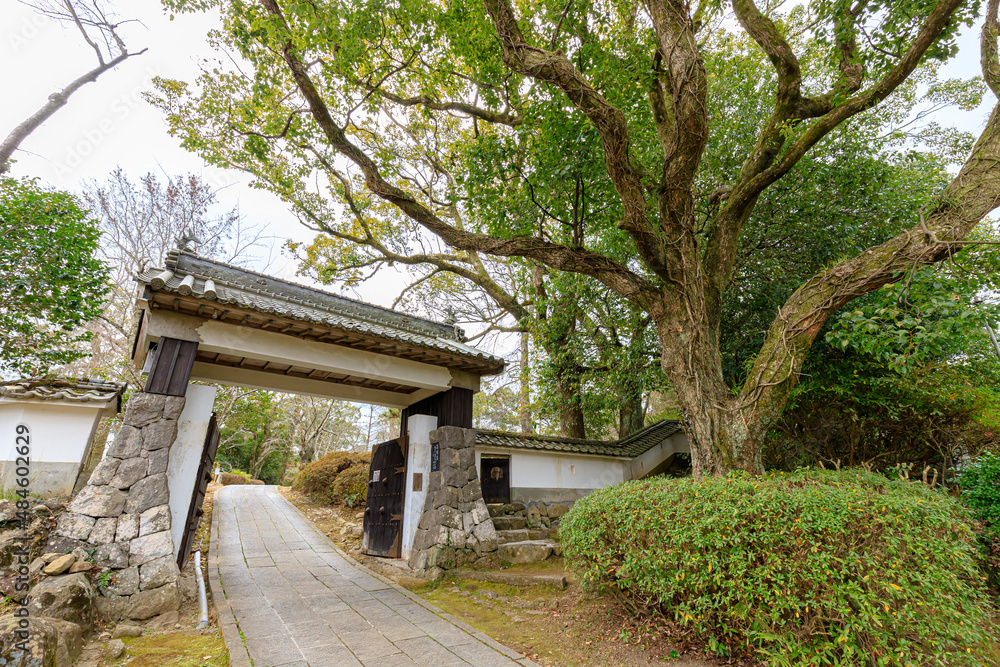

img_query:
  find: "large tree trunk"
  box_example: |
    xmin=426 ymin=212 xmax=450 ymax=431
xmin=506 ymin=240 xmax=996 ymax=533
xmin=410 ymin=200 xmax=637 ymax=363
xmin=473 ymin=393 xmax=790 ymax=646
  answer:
xmin=617 ymin=381 xmax=645 ymax=438
xmin=556 ymin=372 xmax=587 ymax=439
xmin=655 ymin=307 xmax=764 ymax=476
xmin=519 ymin=333 xmax=533 ymax=434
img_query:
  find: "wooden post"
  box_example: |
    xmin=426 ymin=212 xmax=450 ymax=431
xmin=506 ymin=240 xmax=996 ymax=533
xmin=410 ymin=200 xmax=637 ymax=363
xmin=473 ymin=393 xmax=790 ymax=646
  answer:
xmin=144 ymin=337 xmax=199 ymax=397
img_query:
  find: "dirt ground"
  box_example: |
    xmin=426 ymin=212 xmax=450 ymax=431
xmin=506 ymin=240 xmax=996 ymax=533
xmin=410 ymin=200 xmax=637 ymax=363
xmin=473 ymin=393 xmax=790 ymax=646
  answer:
xmin=281 ymin=488 xmax=755 ymax=667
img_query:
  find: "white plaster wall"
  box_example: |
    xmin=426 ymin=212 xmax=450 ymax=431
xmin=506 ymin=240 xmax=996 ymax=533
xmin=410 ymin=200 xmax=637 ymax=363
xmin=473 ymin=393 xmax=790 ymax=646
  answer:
xmin=167 ymin=384 xmax=217 ymax=558
xmin=0 ymin=400 xmax=106 ymax=497
xmin=628 ymin=432 xmax=689 ymax=480
xmin=475 ymin=448 xmax=627 ymax=493
xmin=401 ymin=415 xmax=437 ymax=559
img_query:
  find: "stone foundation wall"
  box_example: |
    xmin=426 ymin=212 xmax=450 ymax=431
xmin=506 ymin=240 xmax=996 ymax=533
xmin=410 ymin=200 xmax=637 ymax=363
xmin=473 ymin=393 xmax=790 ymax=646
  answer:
xmin=52 ymin=392 xmax=182 ymax=621
xmin=407 ymin=426 xmax=498 ymax=575
xmin=488 ymin=500 xmax=572 ymax=530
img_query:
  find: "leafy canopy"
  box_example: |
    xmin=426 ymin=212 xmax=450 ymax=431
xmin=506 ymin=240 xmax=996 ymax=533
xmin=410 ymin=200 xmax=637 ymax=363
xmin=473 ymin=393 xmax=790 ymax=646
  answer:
xmin=0 ymin=177 xmax=109 ymax=376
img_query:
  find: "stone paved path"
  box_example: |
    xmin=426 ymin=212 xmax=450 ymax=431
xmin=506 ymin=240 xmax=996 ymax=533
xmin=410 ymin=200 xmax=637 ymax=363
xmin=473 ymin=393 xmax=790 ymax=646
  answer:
xmin=209 ymin=485 xmax=538 ymax=667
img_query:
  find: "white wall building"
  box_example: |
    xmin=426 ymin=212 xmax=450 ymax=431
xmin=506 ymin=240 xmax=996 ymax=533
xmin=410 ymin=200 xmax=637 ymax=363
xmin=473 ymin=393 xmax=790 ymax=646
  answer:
xmin=474 ymin=421 xmax=689 ymax=505
xmin=0 ymin=379 xmax=125 ymax=498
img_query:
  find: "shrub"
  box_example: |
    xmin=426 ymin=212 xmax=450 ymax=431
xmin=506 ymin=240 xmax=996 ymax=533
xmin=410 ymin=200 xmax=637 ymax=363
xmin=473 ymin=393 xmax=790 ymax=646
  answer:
xmin=957 ymin=452 xmax=1000 ymax=588
xmin=332 ymin=466 xmax=369 ymax=508
xmin=292 ymin=451 xmax=371 ymax=504
xmin=218 ymin=473 xmax=247 ymax=486
xmin=561 ymin=469 xmax=996 ymax=665
xmin=957 ymin=452 xmax=1000 ymax=539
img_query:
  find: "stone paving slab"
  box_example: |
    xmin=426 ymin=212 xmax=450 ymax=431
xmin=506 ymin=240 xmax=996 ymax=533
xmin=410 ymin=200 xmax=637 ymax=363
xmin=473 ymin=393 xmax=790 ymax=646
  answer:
xmin=209 ymin=485 xmax=539 ymax=667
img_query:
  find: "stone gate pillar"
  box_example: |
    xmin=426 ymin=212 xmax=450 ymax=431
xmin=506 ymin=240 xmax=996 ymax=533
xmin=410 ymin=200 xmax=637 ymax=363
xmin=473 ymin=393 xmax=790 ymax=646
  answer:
xmin=407 ymin=426 xmax=499 ymax=576
xmin=52 ymin=337 xmax=198 ymax=621
xmin=54 ymin=393 xmax=184 ymax=621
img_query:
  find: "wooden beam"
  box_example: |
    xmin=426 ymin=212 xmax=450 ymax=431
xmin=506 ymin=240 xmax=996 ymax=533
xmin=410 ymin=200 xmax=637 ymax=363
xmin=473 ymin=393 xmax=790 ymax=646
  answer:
xmin=145 ymin=337 xmax=198 ymax=397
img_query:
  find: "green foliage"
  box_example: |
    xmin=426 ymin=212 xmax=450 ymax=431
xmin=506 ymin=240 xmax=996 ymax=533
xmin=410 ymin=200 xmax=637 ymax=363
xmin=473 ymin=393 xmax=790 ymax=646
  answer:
xmin=958 ymin=452 xmax=1000 ymax=541
xmin=96 ymin=570 xmax=113 ymax=592
xmin=292 ymin=451 xmax=371 ymax=505
xmin=562 ymin=470 xmax=996 ymax=664
xmin=332 ymin=466 xmax=369 ymax=508
xmin=215 ymin=389 xmax=291 ymax=484
xmin=957 ymin=452 xmax=1000 ymax=589
xmin=150 ymin=0 xmax=990 ymax=450
xmin=767 ymin=232 xmax=1000 ymax=470
xmin=0 ymin=177 xmax=109 ymax=375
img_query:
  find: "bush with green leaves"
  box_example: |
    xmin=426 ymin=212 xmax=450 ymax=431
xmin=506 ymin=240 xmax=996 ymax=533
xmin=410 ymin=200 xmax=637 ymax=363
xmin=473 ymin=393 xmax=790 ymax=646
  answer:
xmin=957 ymin=452 xmax=1000 ymax=588
xmin=332 ymin=466 xmax=369 ymax=508
xmin=958 ymin=452 xmax=1000 ymax=538
xmin=292 ymin=451 xmax=370 ymax=504
xmin=561 ymin=470 xmax=996 ymax=665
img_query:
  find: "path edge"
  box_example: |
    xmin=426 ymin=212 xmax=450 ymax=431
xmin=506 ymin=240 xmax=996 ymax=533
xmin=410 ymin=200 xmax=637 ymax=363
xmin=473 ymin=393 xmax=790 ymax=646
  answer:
xmin=277 ymin=486 xmax=540 ymax=667
xmin=208 ymin=486 xmax=253 ymax=667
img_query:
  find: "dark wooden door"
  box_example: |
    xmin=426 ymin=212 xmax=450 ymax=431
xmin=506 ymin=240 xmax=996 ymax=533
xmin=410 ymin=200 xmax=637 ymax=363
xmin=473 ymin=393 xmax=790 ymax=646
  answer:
xmin=363 ymin=436 xmax=407 ymax=558
xmin=177 ymin=414 xmax=220 ymax=570
xmin=481 ymin=457 xmax=510 ymax=504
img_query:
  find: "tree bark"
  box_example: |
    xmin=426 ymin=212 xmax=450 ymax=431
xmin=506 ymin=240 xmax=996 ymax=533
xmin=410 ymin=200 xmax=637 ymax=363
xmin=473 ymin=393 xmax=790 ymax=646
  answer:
xmin=617 ymin=382 xmax=645 ymax=438
xmin=519 ymin=333 xmax=533 ymax=434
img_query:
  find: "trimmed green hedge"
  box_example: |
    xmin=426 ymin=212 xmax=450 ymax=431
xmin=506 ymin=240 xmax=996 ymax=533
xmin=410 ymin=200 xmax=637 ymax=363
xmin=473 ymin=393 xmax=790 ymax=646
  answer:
xmin=561 ymin=469 xmax=996 ymax=665
xmin=292 ymin=451 xmax=371 ymax=504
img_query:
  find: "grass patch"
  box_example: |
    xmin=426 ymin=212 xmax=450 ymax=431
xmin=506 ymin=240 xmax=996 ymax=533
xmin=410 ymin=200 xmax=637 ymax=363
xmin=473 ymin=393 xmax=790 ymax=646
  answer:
xmin=103 ymin=632 xmax=228 ymax=667
xmin=417 ymin=577 xmax=715 ymax=666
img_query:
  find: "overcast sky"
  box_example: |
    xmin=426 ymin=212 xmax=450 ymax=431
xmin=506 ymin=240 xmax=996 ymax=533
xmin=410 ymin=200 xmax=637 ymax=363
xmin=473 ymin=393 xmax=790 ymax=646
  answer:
xmin=1 ymin=0 xmax=993 ymax=304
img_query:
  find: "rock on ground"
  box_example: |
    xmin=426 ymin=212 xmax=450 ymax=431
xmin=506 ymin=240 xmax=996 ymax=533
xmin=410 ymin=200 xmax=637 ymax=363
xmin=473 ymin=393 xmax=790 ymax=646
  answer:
xmin=28 ymin=572 xmax=96 ymax=632
xmin=0 ymin=614 xmax=84 ymax=667
xmin=498 ymin=540 xmax=554 ymax=564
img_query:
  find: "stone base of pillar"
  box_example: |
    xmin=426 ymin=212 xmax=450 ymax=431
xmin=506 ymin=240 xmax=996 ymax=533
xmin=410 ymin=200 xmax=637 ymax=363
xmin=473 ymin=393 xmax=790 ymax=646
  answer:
xmin=54 ymin=392 xmax=184 ymax=620
xmin=407 ymin=426 xmax=498 ymax=576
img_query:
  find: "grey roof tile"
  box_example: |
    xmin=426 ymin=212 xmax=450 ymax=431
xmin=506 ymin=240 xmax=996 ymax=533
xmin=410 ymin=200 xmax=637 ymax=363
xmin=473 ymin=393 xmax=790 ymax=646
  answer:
xmin=0 ymin=378 xmax=126 ymax=404
xmin=137 ymin=250 xmax=506 ymax=373
xmin=475 ymin=420 xmax=682 ymax=458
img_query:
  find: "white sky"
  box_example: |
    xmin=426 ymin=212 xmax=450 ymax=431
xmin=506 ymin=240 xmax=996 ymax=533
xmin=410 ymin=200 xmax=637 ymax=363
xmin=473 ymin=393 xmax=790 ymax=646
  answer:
xmin=0 ymin=0 xmax=993 ymax=305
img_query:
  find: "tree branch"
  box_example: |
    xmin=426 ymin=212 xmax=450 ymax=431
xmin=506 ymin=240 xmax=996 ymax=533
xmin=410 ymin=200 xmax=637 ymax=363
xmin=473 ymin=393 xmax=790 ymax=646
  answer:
xmin=702 ymin=0 xmax=964 ymax=324
xmin=258 ymin=0 xmax=657 ymax=307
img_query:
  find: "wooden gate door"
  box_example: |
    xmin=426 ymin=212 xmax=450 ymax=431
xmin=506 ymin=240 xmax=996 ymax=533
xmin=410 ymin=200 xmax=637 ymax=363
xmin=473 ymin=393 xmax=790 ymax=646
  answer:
xmin=177 ymin=414 xmax=220 ymax=569
xmin=363 ymin=435 xmax=407 ymax=558
xmin=481 ymin=457 xmax=511 ymax=504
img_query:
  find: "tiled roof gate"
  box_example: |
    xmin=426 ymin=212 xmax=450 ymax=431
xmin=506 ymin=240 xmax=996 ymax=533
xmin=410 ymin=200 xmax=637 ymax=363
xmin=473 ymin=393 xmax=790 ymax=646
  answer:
xmin=136 ymin=248 xmax=505 ymax=377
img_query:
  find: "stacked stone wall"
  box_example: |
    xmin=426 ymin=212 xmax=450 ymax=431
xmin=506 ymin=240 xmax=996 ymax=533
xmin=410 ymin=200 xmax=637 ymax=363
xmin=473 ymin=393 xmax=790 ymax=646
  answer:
xmin=407 ymin=426 xmax=498 ymax=575
xmin=489 ymin=500 xmax=572 ymax=530
xmin=53 ymin=392 xmax=182 ymax=621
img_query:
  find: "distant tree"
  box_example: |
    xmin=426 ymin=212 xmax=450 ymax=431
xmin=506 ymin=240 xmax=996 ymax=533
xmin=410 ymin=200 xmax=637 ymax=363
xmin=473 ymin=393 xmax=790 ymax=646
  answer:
xmin=281 ymin=395 xmax=363 ymax=464
xmin=0 ymin=177 xmax=109 ymax=375
xmin=0 ymin=1 xmax=145 ymax=172
xmin=69 ymin=168 xmax=267 ymax=381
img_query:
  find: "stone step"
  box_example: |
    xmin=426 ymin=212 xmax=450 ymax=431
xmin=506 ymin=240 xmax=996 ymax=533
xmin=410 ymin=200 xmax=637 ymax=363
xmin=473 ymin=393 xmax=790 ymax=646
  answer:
xmin=452 ymin=569 xmax=568 ymax=589
xmin=498 ymin=539 xmax=562 ymax=565
xmin=496 ymin=528 xmax=558 ymax=545
xmin=491 ymin=516 xmax=561 ymax=532
xmin=491 ymin=515 xmax=527 ymax=530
